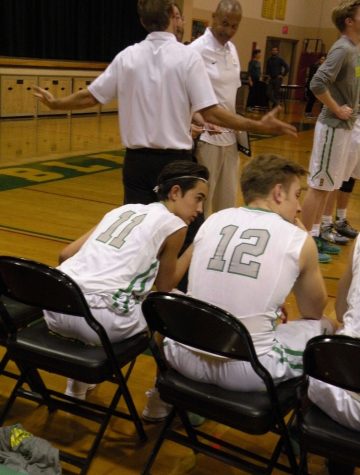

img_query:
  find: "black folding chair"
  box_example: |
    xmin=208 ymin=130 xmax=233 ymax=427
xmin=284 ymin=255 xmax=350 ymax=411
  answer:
xmin=298 ymin=334 xmax=360 ymax=474
xmin=0 ymin=291 xmax=43 ymax=381
xmin=141 ymin=291 xmax=301 ymax=474
xmin=0 ymin=256 xmax=149 ymax=474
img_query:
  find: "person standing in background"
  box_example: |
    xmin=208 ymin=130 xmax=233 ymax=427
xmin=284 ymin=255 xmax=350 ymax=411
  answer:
xmin=246 ymin=49 xmax=262 ymax=111
xmin=266 ymin=46 xmax=289 ymax=108
xmin=304 ymin=54 xmax=326 ymax=118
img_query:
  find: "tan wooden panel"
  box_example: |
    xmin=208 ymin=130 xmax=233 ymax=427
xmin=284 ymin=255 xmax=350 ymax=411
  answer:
xmin=0 ymin=75 xmax=38 ymax=117
xmin=37 ymin=76 xmax=72 ymax=115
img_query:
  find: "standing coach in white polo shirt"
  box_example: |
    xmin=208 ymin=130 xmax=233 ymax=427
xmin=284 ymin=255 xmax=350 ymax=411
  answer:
xmin=34 ymin=0 xmax=296 ymax=206
xmin=191 ymin=0 xmax=242 ymax=216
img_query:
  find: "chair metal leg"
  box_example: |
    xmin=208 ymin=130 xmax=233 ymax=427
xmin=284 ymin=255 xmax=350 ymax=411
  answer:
xmin=271 ymin=418 xmax=298 ymax=474
xmin=141 ymin=409 xmax=176 ymax=475
xmin=123 ymin=358 xmax=136 ymax=382
xmin=298 ymin=448 xmax=309 ymax=475
xmin=177 ymin=408 xmax=199 ymax=445
xmin=0 ymin=351 xmax=10 ymax=374
xmin=0 ymin=372 xmax=27 ymax=425
xmin=78 ymin=385 xmax=128 ymax=475
xmin=117 ymin=371 xmax=147 ymax=442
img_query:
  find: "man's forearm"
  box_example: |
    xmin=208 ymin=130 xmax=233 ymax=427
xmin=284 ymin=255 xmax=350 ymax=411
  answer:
xmin=48 ymin=88 xmax=98 ymax=110
xmin=201 ymin=106 xmax=263 ymax=133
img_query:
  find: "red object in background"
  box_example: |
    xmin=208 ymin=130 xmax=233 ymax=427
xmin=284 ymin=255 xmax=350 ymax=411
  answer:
xmin=282 ymin=25 xmax=288 ymax=34
xmin=295 ymin=52 xmax=323 ymax=99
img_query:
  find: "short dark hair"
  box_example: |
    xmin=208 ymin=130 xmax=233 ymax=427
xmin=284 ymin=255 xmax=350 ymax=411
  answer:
xmin=332 ymin=0 xmax=360 ymax=32
xmin=156 ymin=160 xmax=209 ymax=200
xmin=215 ymin=0 xmax=242 ymax=17
xmin=252 ymin=48 xmax=261 ymax=59
xmin=241 ymin=154 xmax=306 ymax=205
xmin=137 ymin=0 xmax=174 ymax=32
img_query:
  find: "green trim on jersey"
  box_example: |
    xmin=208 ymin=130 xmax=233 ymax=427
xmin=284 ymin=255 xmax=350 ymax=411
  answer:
xmin=112 ymin=261 xmax=158 ymax=314
xmin=244 ymin=206 xmax=276 ymax=214
xmin=272 ymin=344 xmax=303 ymax=370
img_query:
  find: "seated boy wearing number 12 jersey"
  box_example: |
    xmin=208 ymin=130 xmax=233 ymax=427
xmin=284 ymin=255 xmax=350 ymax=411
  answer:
xmin=163 ymin=154 xmax=334 ymax=393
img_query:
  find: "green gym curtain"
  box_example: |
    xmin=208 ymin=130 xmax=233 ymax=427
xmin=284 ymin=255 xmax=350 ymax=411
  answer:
xmin=0 ymin=0 xmax=147 ymax=61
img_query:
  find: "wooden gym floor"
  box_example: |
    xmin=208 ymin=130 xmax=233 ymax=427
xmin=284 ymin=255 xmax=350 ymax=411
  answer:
xmin=0 ymin=102 xmax=359 ymax=474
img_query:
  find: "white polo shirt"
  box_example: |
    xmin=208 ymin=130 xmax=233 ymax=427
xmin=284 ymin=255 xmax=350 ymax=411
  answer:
xmin=190 ymin=28 xmax=241 ymax=146
xmin=89 ymin=32 xmax=218 ymax=150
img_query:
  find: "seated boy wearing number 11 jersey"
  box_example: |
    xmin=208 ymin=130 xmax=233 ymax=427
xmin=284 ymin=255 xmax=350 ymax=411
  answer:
xmin=44 ymin=160 xmax=209 ymax=399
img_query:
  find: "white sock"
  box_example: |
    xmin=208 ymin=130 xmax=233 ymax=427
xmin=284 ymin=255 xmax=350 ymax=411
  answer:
xmin=66 ymin=379 xmax=91 ymax=396
xmin=310 ymin=224 xmax=320 ymax=237
xmin=322 ymin=215 xmax=333 ymax=226
xmin=336 ymin=209 xmax=347 ymax=221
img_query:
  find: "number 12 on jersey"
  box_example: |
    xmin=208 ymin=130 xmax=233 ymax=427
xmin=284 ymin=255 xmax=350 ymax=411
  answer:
xmin=208 ymin=226 xmax=270 ymax=278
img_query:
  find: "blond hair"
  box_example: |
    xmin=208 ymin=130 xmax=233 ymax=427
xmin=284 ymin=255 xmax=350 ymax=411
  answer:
xmin=332 ymin=0 xmax=360 ymax=32
xmin=241 ymin=154 xmax=306 ymax=205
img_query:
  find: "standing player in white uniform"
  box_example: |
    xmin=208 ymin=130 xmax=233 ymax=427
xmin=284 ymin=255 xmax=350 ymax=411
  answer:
xmin=143 ymin=154 xmax=333 ymax=420
xmin=308 ymin=234 xmax=360 ymax=433
xmin=44 ymin=160 xmax=209 ymax=398
xmin=300 ymin=0 xmax=360 ymax=263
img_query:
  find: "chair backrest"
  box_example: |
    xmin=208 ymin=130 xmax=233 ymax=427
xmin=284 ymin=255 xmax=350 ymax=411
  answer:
xmin=0 ymin=256 xmax=90 ymax=317
xmin=142 ymin=292 xmax=273 ymax=386
xmin=303 ymin=334 xmax=360 ymax=393
xmin=0 ymin=256 xmax=118 ymax=367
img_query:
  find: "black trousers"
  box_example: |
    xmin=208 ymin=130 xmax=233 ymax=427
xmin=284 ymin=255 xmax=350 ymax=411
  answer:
xmin=267 ymin=77 xmax=282 ymax=108
xmin=305 ymin=88 xmax=317 ymax=113
xmin=123 ymin=148 xmax=204 ymax=292
xmin=123 ymin=148 xmax=194 ymax=205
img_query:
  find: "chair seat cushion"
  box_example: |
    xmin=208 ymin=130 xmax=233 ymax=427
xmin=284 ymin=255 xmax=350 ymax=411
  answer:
xmin=7 ymin=319 xmax=149 ymax=383
xmin=301 ymin=404 xmax=360 ymax=465
xmin=1 ymin=296 xmax=43 ymax=324
xmin=158 ymin=369 xmax=301 ymax=434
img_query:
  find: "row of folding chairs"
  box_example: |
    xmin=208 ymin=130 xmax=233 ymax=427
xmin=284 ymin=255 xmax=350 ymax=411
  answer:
xmin=0 ymin=255 xmax=359 ymax=474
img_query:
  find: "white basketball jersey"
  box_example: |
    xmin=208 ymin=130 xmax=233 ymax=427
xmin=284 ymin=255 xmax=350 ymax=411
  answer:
xmin=59 ymin=202 xmax=185 ymax=315
xmin=340 ymin=234 xmax=360 ymax=338
xmin=188 ymin=207 xmax=307 ymax=355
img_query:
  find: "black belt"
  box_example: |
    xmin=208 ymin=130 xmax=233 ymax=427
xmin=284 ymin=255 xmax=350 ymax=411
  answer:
xmin=126 ymin=147 xmax=192 ymax=156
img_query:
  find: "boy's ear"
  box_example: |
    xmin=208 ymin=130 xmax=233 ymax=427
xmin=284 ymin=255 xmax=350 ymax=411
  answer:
xmin=168 ymin=184 xmax=181 ymax=201
xmin=273 ymin=183 xmax=284 ymax=204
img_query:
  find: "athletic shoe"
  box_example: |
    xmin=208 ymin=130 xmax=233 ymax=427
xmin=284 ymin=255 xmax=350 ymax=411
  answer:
xmin=334 ymin=219 xmax=359 ymax=239
xmin=65 ymin=379 xmax=96 ymax=400
xmin=320 ymin=224 xmax=349 ymax=245
xmin=317 ymin=252 xmax=332 ymax=264
xmin=142 ymin=387 xmax=172 ymax=422
xmin=142 ymin=388 xmax=206 ymax=426
xmin=187 ymin=412 xmax=206 ymax=427
xmin=313 ymin=238 xmax=331 ymax=264
xmin=314 ymin=236 xmax=340 ymax=255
